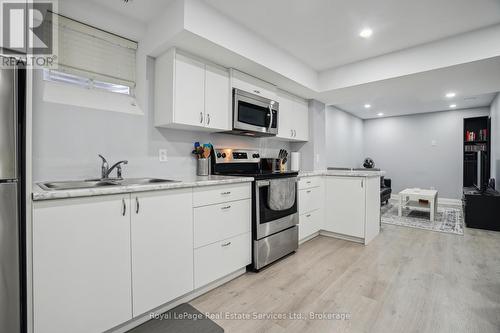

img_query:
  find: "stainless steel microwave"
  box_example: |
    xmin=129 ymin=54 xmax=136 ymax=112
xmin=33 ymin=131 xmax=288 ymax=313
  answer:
xmin=230 ymin=88 xmax=278 ymax=137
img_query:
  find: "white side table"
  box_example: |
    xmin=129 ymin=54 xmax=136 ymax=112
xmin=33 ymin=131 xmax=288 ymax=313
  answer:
xmin=398 ymin=188 xmax=438 ymax=221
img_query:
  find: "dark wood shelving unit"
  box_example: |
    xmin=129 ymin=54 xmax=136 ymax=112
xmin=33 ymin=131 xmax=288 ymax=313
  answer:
xmin=463 ymin=116 xmax=490 ymax=187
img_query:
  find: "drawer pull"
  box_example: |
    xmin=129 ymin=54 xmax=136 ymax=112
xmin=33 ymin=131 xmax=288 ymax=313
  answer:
xmin=306 ymin=181 xmax=311 ymax=184
xmin=306 ymin=190 xmax=312 ymax=193
xmin=221 ymin=205 xmax=231 ymax=210
xmin=253 ymin=90 xmax=260 ymax=94
xmin=306 ymin=214 xmax=311 ymax=218
xmin=221 ymin=191 xmax=231 ymax=195
xmin=221 ymin=241 xmax=232 ymax=247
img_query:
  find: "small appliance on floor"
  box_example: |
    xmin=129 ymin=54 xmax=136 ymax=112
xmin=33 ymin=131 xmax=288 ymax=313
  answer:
xmin=212 ymin=148 xmax=299 ymax=270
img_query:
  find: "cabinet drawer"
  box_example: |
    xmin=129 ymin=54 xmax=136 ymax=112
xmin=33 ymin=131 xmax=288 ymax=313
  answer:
xmin=298 ymin=186 xmax=322 ymax=213
xmin=194 ymin=199 xmax=251 ymax=248
xmin=298 ymin=176 xmax=322 ymax=190
xmin=299 ymin=209 xmax=321 ymax=240
xmin=193 ymin=183 xmax=251 ymax=207
xmin=194 ymin=232 xmax=251 ymax=288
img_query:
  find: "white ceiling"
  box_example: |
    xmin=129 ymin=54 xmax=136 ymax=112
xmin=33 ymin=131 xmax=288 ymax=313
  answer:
xmin=86 ymin=0 xmax=175 ymax=22
xmin=328 ymin=57 xmax=500 ymax=119
xmin=203 ymin=0 xmax=500 ymax=70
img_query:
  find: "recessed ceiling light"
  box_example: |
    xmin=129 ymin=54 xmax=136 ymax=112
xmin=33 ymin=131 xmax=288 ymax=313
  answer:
xmin=446 ymin=92 xmax=456 ymax=98
xmin=359 ymin=28 xmax=373 ymax=38
xmin=364 ymin=104 xmax=371 ymax=109
xmin=450 ymin=104 xmax=457 ymax=108
xmin=377 ymin=112 xmax=384 ymax=117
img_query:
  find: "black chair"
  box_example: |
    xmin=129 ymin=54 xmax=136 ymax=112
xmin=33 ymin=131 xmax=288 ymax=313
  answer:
xmin=380 ymin=177 xmax=392 ymax=205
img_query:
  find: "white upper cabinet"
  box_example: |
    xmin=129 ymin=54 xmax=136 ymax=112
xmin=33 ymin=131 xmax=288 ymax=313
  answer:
xmin=205 ymin=63 xmax=231 ymax=131
xmin=33 ymin=195 xmax=133 ymax=333
xmin=131 ymin=189 xmax=194 ymax=316
xmin=277 ymin=90 xmax=309 ymax=141
xmin=230 ymin=69 xmax=277 ymax=100
xmin=155 ymin=48 xmax=231 ymax=131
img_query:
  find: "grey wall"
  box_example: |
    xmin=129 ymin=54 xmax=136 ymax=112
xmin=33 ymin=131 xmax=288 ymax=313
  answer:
xmin=325 ymin=106 xmax=364 ymax=168
xmin=32 ymin=60 xmax=290 ymax=182
xmin=363 ymin=108 xmax=490 ymax=199
xmin=490 ymin=93 xmax=500 ymax=184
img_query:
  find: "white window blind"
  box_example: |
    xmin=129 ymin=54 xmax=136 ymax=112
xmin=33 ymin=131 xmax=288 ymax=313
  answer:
xmin=55 ymin=14 xmax=138 ymax=88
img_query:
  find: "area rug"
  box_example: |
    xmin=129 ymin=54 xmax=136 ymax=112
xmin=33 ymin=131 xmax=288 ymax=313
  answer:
xmin=381 ymin=203 xmax=464 ymax=235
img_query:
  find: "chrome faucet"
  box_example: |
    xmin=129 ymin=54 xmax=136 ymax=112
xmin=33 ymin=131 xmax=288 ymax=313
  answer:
xmin=98 ymin=154 xmax=128 ymax=180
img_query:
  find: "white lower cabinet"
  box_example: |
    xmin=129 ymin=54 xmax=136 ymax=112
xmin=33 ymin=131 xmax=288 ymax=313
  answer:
xmin=131 ymin=189 xmax=193 ymax=316
xmin=32 ymin=183 xmax=254 ymax=333
xmin=193 ymin=184 xmax=252 ymax=289
xmin=324 ymin=177 xmax=367 ymax=238
xmin=299 ymin=209 xmax=322 ymax=240
xmin=194 ymin=199 xmax=251 ymax=248
xmin=298 ymin=177 xmax=324 ymax=242
xmin=33 ymin=195 xmax=133 ymax=333
xmin=194 ymin=232 xmax=251 ymax=288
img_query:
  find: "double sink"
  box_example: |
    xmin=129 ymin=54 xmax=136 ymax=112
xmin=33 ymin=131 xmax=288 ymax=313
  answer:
xmin=38 ymin=178 xmax=178 ymax=191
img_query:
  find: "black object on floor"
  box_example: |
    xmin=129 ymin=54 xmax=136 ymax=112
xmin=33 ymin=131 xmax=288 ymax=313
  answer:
xmin=127 ymin=303 xmax=224 ymax=333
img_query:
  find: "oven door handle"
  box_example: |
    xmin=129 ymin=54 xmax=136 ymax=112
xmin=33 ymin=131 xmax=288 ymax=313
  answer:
xmin=257 ymin=180 xmax=270 ymax=188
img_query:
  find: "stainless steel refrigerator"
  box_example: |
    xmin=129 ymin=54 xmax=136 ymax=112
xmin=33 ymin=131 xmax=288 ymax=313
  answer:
xmin=0 ymin=57 xmax=23 ymax=333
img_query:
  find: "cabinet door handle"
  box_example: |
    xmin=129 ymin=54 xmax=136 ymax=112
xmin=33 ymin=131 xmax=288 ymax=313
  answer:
xmin=221 ymin=241 xmax=232 ymax=247
xmin=135 ymin=197 xmax=140 ymax=214
xmin=361 ymin=179 xmax=364 ymax=188
xmin=290 ymin=129 xmax=294 ymax=137
xmin=253 ymin=90 xmax=260 ymax=94
xmin=221 ymin=191 xmax=231 ymax=195
xmin=221 ymin=205 xmax=231 ymax=210
xmin=306 ymin=181 xmax=311 ymax=184
xmin=200 ymin=112 xmax=204 ymax=123
xmin=306 ymin=214 xmax=311 ymax=218
xmin=306 ymin=190 xmax=311 ymax=193
xmin=122 ymin=198 xmax=126 ymax=216
xmin=206 ymin=113 xmax=211 ymax=125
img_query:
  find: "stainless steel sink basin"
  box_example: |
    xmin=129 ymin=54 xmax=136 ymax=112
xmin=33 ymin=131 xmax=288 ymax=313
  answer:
xmin=38 ymin=178 xmax=179 ymax=191
xmin=38 ymin=180 xmax=119 ymax=191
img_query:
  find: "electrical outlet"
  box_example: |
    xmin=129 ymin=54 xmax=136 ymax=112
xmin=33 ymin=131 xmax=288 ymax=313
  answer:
xmin=159 ymin=149 xmax=168 ymax=162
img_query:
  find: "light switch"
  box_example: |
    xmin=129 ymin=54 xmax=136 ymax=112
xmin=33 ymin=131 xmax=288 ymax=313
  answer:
xmin=159 ymin=149 xmax=168 ymax=162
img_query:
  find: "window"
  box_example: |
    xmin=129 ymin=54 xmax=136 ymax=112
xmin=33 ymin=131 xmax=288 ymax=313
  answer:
xmin=44 ymin=14 xmax=138 ymax=96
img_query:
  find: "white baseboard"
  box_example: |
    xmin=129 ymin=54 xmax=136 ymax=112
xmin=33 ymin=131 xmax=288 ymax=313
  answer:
xmin=389 ymin=194 xmax=461 ymax=206
xmin=319 ymin=230 xmax=364 ymax=244
xmin=299 ymin=231 xmax=320 ymax=245
xmin=108 ymin=268 xmax=247 ymax=333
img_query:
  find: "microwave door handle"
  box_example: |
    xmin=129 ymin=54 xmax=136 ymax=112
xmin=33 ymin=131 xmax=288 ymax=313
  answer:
xmin=267 ymin=105 xmax=273 ymax=131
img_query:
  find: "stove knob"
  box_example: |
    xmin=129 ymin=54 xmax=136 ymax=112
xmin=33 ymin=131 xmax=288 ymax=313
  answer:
xmin=221 ymin=153 xmax=227 ymax=158
xmin=216 ymin=153 xmax=222 ymax=158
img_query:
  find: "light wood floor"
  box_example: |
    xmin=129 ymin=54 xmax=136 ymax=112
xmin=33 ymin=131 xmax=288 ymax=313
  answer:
xmin=191 ymin=224 xmax=500 ymax=333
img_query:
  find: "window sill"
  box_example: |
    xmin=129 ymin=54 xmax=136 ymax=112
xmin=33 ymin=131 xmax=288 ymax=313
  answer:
xmin=42 ymin=81 xmax=144 ymax=115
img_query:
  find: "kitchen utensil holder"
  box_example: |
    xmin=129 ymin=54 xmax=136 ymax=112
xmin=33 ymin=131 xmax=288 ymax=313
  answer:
xmin=197 ymin=157 xmax=210 ymax=176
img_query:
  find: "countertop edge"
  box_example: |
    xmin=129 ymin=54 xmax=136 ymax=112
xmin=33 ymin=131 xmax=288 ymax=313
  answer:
xmin=299 ymin=170 xmax=385 ymax=178
xmin=32 ymin=176 xmax=255 ymax=201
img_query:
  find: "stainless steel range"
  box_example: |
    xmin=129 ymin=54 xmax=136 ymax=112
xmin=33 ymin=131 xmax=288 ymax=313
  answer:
xmin=212 ymin=148 xmax=298 ymax=270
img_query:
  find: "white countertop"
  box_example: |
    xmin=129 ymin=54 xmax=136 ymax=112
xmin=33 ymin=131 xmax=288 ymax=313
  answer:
xmin=32 ymin=175 xmax=254 ymax=201
xmin=299 ymin=169 xmax=385 ymax=178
